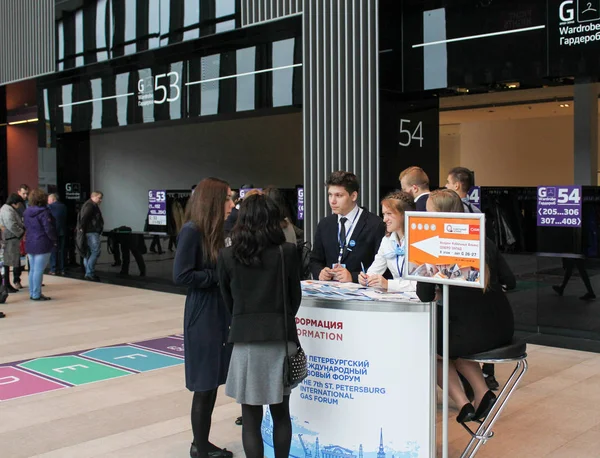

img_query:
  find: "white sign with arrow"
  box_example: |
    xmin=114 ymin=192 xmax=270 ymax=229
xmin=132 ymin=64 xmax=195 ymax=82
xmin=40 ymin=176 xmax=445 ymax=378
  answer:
xmin=412 ymin=236 xmax=480 ymax=260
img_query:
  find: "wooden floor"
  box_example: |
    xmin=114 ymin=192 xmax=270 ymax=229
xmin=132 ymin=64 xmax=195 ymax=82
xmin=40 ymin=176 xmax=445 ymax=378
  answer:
xmin=2 ymin=276 xmax=600 ymax=457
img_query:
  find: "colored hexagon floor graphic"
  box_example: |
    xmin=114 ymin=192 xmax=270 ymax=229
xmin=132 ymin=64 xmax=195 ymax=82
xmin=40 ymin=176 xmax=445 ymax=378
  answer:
xmin=0 ymin=335 xmax=184 ymax=402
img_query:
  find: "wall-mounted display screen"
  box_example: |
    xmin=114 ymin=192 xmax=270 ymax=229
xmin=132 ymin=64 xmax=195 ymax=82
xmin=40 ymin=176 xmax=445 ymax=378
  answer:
xmin=399 ymin=0 xmax=547 ymax=92
xmin=40 ymin=36 xmax=302 ymax=139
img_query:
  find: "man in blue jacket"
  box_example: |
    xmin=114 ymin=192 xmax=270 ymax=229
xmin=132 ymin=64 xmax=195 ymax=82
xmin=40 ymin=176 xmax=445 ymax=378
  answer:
xmin=48 ymin=193 xmax=68 ymax=275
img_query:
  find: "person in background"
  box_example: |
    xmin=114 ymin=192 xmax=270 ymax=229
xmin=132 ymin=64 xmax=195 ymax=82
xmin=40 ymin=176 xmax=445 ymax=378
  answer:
xmin=310 ymin=171 xmax=386 ymax=283
xmin=173 ymin=178 xmax=235 ymax=458
xmin=446 ymin=167 xmax=499 ymax=391
xmin=218 ymin=193 xmax=302 ymax=458
xmin=0 ymin=194 xmax=25 ymax=292
xmin=359 ymin=191 xmax=416 ymax=292
xmin=109 ymin=227 xmax=147 ymax=278
xmin=417 ymin=189 xmax=515 ymax=424
xmin=149 ymin=228 xmax=164 ymax=255
xmin=16 ymin=184 xmax=29 ymax=216
xmin=446 ymin=167 xmax=480 ymax=214
xmin=399 ymin=166 xmax=431 ymax=211
xmin=224 ymin=191 xmax=240 ymax=238
xmin=78 ymin=192 xmax=104 ymax=282
xmin=553 ymin=258 xmax=596 ymax=301
xmin=48 ymin=194 xmax=68 ymax=276
xmin=13 ymin=184 xmax=29 ymax=288
xmin=264 ymin=187 xmax=298 ymax=244
xmin=24 ymin=189 xmax=57 ymax=301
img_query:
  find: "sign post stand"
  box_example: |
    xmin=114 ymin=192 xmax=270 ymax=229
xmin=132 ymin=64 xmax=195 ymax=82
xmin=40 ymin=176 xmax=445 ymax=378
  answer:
xmin=442 ymin=283 xmax=450 ymax=458
xmin=404 ymin=211 xmax=486 ymax=458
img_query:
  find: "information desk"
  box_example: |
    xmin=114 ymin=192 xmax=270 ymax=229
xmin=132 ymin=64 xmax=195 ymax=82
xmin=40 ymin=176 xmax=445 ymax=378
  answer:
xmin=261 ymin=296 xmax=436 ymax=458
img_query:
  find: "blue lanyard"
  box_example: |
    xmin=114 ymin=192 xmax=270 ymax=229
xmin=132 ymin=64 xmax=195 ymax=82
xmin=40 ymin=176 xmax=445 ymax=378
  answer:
xmin=337 ymin=209 xmax=361 ymax=251
xmin=396 ymin=255 xmax=406 ymax=278
xmin=394 ymin=237 xmax=406 ymax=277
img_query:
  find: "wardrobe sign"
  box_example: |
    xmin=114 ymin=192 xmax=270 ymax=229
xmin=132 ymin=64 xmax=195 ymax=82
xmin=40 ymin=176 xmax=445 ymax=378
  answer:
xmin=148 ymin=190 xmax=167 ymax=226
xmin=537 ymin=185 xmax=582 ymax=228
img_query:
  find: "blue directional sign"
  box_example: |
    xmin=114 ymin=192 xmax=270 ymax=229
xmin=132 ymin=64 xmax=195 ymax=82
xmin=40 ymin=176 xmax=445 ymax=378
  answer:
xmin=80 ymin=346 xmax=183 ymax=372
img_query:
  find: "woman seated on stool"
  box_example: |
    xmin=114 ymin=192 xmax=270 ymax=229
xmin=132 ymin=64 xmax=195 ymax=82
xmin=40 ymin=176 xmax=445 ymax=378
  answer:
xmin=416 ymin=189 xmax=515 ymax=424
xmin=358 ymin=191 xmax=416 ymax=292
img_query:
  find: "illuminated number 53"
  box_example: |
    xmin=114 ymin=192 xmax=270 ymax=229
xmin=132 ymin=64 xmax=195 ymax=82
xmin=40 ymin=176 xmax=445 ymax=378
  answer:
xmin=154 ymin=71 xmax=180 ymax=104
xmin=399 ymin=119 xmax=424 ymax=148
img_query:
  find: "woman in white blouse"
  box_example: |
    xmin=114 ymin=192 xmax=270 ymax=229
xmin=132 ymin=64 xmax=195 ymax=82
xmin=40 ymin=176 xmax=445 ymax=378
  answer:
xmin=358 ymin=191 xmax=416 ymax=292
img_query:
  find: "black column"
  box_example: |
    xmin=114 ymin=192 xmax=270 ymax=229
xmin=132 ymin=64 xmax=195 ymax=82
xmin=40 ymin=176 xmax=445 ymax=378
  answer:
xmin=255 ymin=42 xmax=273 ymax=110
xmin=57 ymin=131 xmax=90 ymax=265
xmin=136 ymin=0 xmax=150 ymax=52
xmin=83 ymin=2 xmax=98 ymax=65
xmin=379 ymin=94 xmax=440 ymax=196
xmin=0 ymin=87 xmax=7 ymax=204
xmin=218 ymin=51 xmax=237 ymax=114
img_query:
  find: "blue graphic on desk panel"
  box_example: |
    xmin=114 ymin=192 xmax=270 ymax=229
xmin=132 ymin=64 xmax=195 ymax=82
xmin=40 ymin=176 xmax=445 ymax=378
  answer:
xmin=262 ymin=413 xmax=420 ymax=458
xmin=80 ymin=346 xmax=183 ymax=372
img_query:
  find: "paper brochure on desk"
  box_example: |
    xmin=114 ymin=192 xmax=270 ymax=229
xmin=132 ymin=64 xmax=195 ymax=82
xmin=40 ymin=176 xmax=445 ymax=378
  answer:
xmin=405 ymin=211 xmax=485 ymax=289
xmin=301 ymin=281 xmax=421 ymax=302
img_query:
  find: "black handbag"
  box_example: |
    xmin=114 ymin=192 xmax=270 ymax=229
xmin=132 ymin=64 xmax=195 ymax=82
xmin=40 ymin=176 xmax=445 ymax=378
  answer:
xmin=279 ymin=244 xmax=307 ymax=387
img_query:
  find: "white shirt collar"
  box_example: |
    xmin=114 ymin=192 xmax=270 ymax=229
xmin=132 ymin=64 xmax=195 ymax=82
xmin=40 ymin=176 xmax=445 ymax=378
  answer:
xmin=414 ymin=192 xmax=430 ymax=202
xmin=338 ymin=204 xmax=360 ymax=222
xmin=389 ymin=231 xmax=405 ymax=244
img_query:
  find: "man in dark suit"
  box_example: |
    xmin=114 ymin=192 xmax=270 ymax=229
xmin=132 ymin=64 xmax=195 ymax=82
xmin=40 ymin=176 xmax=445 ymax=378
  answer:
xmin=399 ymin=166 xmax=431 ymax=211
xmin=310 ymin=171 xmax=386 ymax=283
xmin=48 ymin=193 xmax=68 ymax=275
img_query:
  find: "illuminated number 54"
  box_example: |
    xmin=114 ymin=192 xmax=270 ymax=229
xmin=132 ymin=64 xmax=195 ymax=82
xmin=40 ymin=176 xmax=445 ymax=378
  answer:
xmin=557 ymin=188 xmax=580 ymax=204
xmin=154 ymin=71 xmax=181 ymax=104
xmin=399 ymin=119 xmax=424 ymax=147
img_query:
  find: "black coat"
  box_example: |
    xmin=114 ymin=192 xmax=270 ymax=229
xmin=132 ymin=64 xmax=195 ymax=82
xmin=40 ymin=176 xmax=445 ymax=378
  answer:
xmin=218 ymin=243 xmax=302 ymax=343
xmin=173 ymin=222 xmax=231 ymax=392
xmin=414 ymin=193 xmax=429 ymax=212
xmin=309 ymin=208 xmax=386 ymax=282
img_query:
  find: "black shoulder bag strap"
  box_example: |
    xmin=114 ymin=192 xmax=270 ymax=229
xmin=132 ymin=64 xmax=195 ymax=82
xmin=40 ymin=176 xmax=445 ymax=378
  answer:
xmin=279 ymin=244 xmax=291 ymax=360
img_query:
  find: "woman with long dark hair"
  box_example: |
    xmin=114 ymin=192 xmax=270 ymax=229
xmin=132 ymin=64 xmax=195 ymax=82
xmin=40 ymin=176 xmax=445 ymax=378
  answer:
xmin=218 ymin=194 xmax=302 ymax=458
xmin=417 ymin=189 xmax=515 ymax=424
xmin=173 ymin=178 xmax=235 ymax=458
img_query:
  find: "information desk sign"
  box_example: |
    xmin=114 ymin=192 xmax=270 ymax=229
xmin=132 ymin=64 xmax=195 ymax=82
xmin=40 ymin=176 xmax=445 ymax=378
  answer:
xmin=404 ymin=211 xmax=485 ymax=458
xmin=148 ymin=190 xmax=167 ymax=226
xmin=404 ymin=212 xmax=486 ymax=289
xmin=537 ymin=185 xmax=582 ymax=228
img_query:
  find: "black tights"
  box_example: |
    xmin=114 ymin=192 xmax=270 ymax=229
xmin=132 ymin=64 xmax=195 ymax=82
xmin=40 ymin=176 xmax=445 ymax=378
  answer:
xmin=191 ymin=389 xmax=219 ymax=458
xmin=242 ymin=396 xmax=291 ymax=458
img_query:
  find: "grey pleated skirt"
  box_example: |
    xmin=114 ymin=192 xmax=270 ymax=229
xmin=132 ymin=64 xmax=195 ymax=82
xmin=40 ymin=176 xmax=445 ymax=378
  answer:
xmin=226 ymin=341 xmax=297 ymax=405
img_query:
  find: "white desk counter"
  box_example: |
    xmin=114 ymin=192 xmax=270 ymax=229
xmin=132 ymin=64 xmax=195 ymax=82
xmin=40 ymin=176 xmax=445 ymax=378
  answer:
xmin=262 ymin=296 xmax=437 ymax=458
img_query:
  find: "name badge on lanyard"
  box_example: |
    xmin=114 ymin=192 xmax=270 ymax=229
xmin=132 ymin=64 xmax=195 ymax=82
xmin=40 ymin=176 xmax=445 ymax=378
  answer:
xmin=338 ymin=211 xmax=360 ymax=263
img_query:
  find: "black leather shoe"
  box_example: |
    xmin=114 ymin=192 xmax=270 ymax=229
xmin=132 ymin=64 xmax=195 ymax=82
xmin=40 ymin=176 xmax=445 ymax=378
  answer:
xmin=6 ymin=286 xmax=18 ymax=293
xmin=190 ymin=442 xmax=233 ymax=458
xmin=474 ymin=390 xmax=497 ymax=421
xmin=581 ymin=292 xmax=596 ymax=301
xmin=485 ymin=375 xmax=500 ymax=391
xmin=235 ymin=416 xmax=242 ymax=426
xmin=30 ymin=294 xmax=51 ymax=301
xmin=456 ymin=403 xmax=475 ymax=423
xmin=0 ymin=312 xmax=5 ymax=318
xmin=552 ymin=285 xmax=564 ymax=296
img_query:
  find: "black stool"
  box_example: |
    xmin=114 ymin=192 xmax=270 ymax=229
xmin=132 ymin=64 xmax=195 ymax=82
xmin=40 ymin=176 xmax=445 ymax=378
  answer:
xmin=459 ymin=338 xmax=528 ymax=458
